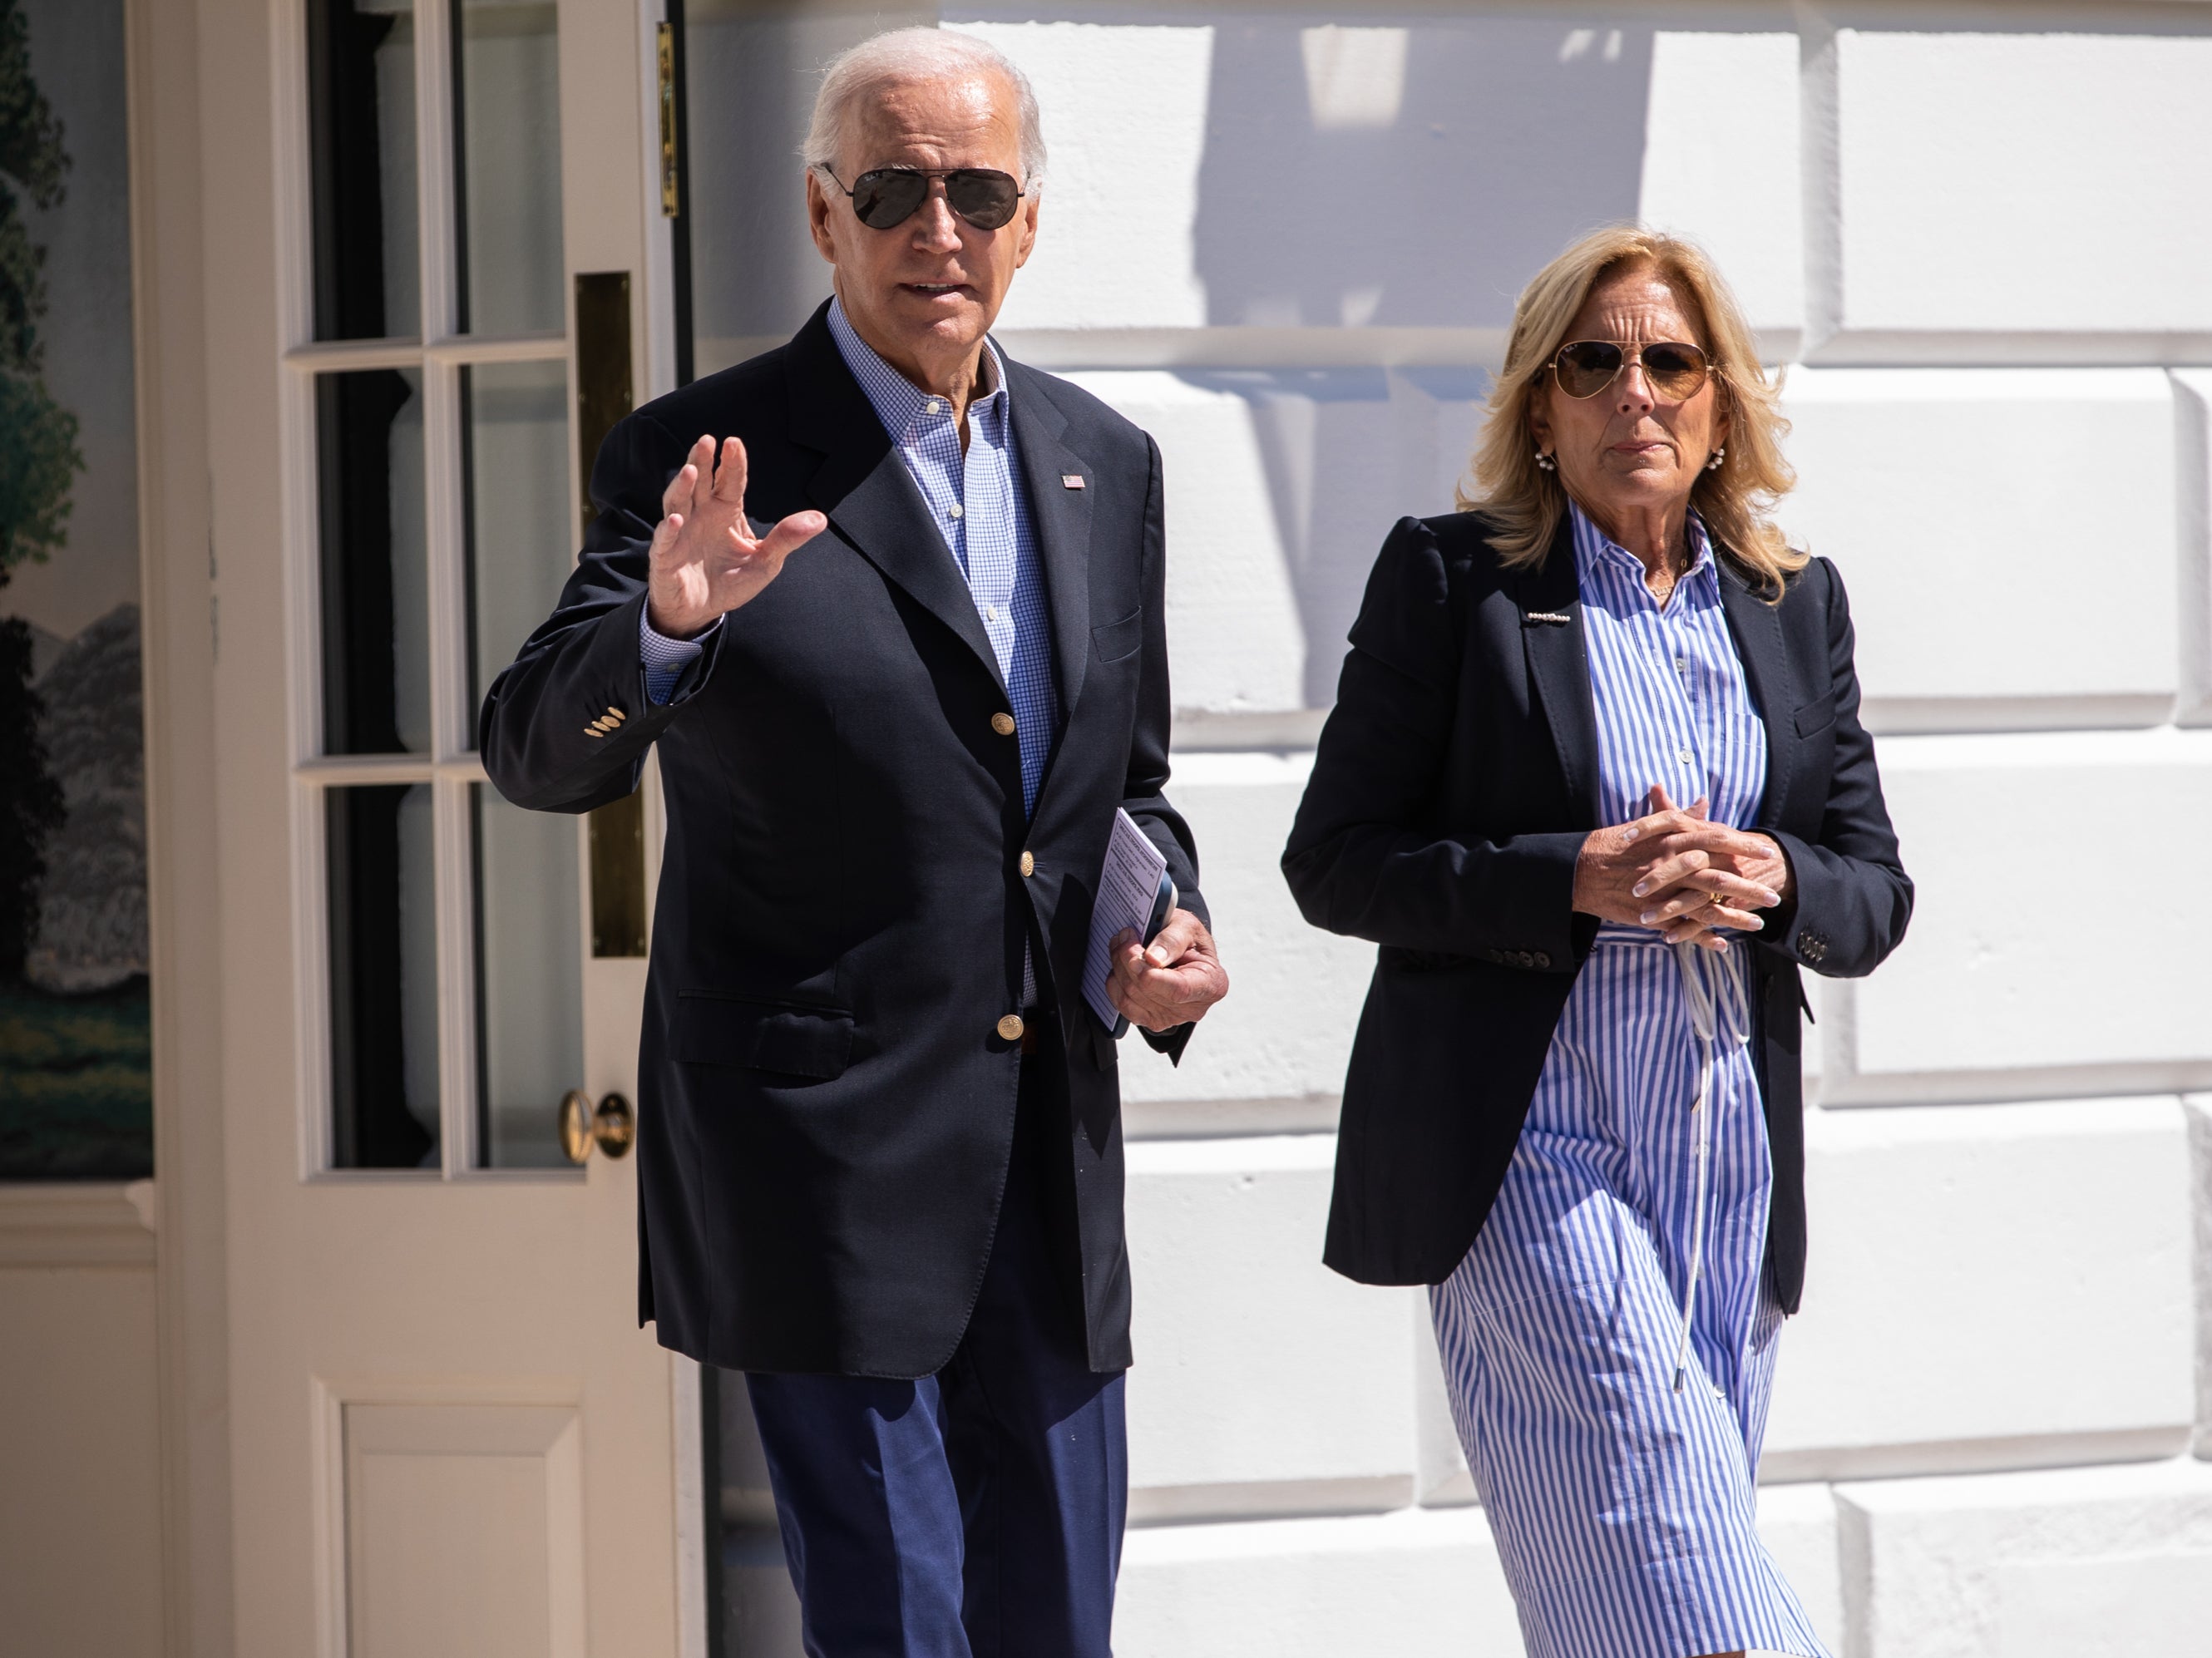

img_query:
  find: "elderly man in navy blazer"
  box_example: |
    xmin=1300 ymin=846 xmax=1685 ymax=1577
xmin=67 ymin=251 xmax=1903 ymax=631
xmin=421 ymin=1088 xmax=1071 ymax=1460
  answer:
xmin=480 ymin=25 xmax=1227 ymax=1658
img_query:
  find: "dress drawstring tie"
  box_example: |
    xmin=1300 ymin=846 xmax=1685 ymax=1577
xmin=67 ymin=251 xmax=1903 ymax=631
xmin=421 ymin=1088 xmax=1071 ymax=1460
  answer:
xmin=1669 ymin=938 xmax=1750 ymax=1394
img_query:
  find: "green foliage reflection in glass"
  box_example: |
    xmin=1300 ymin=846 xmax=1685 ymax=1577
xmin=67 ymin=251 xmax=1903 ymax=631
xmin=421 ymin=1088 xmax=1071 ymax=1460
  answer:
xmin=0 ymin=0 xmax=83 ymax=986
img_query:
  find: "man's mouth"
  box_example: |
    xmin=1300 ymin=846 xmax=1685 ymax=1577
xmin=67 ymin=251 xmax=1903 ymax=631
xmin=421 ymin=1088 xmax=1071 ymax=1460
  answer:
xmin=904 ymin=282 xmax=967 ymax=296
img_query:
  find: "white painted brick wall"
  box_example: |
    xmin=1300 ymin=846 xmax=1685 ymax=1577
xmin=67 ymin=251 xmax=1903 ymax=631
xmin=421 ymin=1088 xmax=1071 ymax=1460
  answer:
xmin=1814 ymin=29 xmax=2212 ymax=353
xmin=1834 ymin=1459 xmax=2212 ymax=1658
xmin=1830 ymin=732 xmax=2212 ymax=1104
xmin=1123 ymin=1136 xmax=1416 ymax=1517
xmin=1638 ymin=30 xmax=1804 ymax=341
xmin=1775 ymin=370 xmax=2178 ymax=728
xmin=1765 ymin=1100 xmax=2195 ymax=1480
xmin=949 ymin=21 xmax=1215 ymax=331
xmin=1117 ymin=1507 xmax=1523 ymax=1658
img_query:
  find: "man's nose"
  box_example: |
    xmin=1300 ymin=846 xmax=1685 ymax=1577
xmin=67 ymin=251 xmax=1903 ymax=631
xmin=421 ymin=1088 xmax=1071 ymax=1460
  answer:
xmin=909 ymin=184 xmax=964 ymax=252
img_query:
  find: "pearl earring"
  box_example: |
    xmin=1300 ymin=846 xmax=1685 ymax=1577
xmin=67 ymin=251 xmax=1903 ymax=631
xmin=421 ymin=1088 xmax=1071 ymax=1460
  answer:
xmin=1534 ymin=450 xmax=1557 ymax=472
xmin=1705 ymin=447 xmax=1726 ymax=471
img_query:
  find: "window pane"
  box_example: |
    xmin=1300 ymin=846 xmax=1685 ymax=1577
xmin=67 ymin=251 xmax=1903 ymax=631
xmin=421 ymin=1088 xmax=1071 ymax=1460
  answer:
xmin=327 ymin=784 xmax=441 ymax=1169
xmin=472 ymin=785 xmax=581 ymax=1167
xmin=308 ymin=0 xmax=420 ymax=340
xmin=453 ymin=0 xmax=564 ymax=334
xmin=317 ymin=368 xmax=429 ymax=755
xmin=461 ymin=359 xmax=571 ymax=714
xmin=681 ymin=2 xmax=845 ymax=374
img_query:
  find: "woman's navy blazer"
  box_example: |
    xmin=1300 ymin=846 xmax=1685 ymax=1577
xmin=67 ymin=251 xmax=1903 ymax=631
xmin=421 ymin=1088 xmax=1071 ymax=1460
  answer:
xmin=480 ymin=303 xmax=1205 ymax=1378
xmin=1281 ymin=512 xmax=1912 ymax=1312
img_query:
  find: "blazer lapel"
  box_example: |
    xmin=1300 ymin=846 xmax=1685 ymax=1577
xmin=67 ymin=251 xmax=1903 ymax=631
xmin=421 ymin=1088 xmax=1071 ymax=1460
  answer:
xmin=1518 ymin=521 xmax=1602 ymax=829
xmin=785 ymin=306 xmax=1005 ymax=693
xmin=1004 ymin=359 xmax=1094 ymax=718
xmin=1716 ymin=553 xmax=1795 ymax=830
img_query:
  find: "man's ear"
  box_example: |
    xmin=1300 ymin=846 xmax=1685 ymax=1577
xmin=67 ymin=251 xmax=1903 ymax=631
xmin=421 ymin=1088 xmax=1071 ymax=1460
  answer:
xmin=1012 ymin=189 xmax=1041 ymax=269
xmin=804 ymin=169 xmax=837 ymax=264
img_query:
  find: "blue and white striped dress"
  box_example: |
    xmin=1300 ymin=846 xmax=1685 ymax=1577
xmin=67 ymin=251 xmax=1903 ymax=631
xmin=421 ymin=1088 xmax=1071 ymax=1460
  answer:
xmin=1429 ymin=504 xmax=1828 ymax=1658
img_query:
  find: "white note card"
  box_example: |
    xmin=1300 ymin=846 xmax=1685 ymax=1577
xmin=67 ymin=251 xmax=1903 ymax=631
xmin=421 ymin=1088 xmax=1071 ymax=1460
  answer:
xmin=1083 ymin=809 xmax=1171 ymax=1032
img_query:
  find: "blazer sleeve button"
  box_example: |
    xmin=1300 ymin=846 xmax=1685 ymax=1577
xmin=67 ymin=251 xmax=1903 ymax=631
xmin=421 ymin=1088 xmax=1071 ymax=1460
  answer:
xmin=991 ymin=712 xmax=1017 ymax=737
xmin=1534 ymin=951 xmax=1551 ymax=970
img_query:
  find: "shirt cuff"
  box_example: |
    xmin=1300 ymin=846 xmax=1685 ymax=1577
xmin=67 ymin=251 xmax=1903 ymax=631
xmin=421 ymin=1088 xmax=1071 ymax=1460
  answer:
xmin=640 ymin=610 xmax=718 ymax=705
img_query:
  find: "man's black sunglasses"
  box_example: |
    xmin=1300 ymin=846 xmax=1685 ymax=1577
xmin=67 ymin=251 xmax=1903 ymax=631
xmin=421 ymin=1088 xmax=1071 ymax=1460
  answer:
xmin=822 ymin=165 xmax=1027 ymax=232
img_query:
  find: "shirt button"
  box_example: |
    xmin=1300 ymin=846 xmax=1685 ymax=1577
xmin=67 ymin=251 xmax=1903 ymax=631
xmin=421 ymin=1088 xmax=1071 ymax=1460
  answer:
xmin=926 ymin=398 xmax=944 ymax=414
xmin=1020 ymin=851 xmax=1035 ymax=877
xmin=950 ymin=503 xmax=965 ymax=519
xmin=997 ymin=1014 xmax=1025 ymax=1043
xmin=1678 ymin=747 xmax=1695 ymax=765
xmin=985 ymin=604 xmax=1000 ymax=621
xmin=991 ymin=712 xmax=1017 ymax=737
xmin=1676 ymin=656 xmax=1690 ymax=674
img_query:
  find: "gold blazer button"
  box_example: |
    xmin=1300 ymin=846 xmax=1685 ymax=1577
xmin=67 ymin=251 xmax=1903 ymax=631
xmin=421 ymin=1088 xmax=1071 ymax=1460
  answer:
xmin=991 ymin=712 xmax=1016 ymax=737
xmin=1020 ymin=851 xmax=1035 ymax=877
xmin=996 ymin=1014 xmax=1025 ymax=1043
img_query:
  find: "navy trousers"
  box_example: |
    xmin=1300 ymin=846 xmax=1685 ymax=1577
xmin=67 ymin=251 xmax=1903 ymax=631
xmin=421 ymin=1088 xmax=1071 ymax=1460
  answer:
xmin=746 ymin=1044 xmax=1128 ymax=1658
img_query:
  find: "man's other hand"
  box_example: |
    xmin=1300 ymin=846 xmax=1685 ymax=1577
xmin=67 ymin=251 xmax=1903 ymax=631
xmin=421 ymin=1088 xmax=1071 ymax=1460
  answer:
xmin=647 ymin=434 xmax=827 ymax=638
xmin=1106 ymin=909 xmax=1228 ymax=1034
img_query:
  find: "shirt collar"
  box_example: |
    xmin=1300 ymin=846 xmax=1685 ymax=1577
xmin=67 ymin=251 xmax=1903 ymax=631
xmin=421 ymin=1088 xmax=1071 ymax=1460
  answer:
xmin=1568 ymin=499 xmax=1715 ymax=594
xmin=827 ymin=295 xmax=1008 ymax=443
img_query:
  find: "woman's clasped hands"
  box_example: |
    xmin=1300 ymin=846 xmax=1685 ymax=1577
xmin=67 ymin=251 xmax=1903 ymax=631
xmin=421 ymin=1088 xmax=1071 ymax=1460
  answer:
xmin=1570 ymin=783 xmax=1793 ymax=950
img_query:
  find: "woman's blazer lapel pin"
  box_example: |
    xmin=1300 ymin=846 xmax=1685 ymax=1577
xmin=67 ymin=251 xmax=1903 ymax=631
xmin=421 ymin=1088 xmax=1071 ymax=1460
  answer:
xmin=1524 ymin=609 xmax=1573 ymax=625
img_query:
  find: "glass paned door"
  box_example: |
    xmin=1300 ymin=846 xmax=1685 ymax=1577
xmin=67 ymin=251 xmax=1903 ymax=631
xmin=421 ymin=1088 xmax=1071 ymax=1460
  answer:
xmin=232 ymin=2 xmax=698 ymax=1651
xmin=307 ymin=0 xmax=422 ymax=340
xmin=452 ymin=0 xmax=565 ymax=333
xmin=294 ymin=0 xmax=586 ymax=1173
xmin=316 ymin=368 xmax=429 ymax=756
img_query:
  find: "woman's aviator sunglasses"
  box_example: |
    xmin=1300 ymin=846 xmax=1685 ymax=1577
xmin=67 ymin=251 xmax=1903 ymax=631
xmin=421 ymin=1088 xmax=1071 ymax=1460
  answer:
xmin=1547 ymin=340 xmax=1713 ymax=402
xmin=823 ymin=165 xmax=1027 ymax=232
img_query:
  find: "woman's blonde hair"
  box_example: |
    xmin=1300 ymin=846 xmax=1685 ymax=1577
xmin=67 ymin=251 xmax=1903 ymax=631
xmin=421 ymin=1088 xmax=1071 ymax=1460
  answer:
xmin=1459 ymin=225 xmax=1805 ymax=597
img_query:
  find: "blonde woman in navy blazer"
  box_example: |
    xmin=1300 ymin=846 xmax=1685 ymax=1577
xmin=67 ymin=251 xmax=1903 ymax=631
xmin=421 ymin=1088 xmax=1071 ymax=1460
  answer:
xmin=1283 ymin=228 xmax=1910 ymax=1658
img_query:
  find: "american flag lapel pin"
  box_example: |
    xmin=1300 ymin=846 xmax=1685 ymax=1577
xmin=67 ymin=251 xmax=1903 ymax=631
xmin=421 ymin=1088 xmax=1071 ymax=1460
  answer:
xmin=1061 ymin=473 xmax=1085 ymax=490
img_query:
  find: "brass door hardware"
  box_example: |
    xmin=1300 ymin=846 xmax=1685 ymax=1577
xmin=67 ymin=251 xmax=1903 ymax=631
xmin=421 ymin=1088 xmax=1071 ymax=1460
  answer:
xmin=559 ymin=1090 xmax=636 ymax=1163
xmin=655 ymin=23 xmax=679 ymax=218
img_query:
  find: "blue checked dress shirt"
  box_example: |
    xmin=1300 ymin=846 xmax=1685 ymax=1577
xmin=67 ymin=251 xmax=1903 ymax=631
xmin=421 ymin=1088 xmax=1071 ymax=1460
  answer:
xmin=639 ymin=299 xmax=1063 ymax=1000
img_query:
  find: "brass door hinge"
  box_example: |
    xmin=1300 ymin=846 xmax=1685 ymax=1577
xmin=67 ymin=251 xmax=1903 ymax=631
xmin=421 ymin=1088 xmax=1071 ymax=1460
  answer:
xmin=656 ymin=21 xmax=679 ymax=218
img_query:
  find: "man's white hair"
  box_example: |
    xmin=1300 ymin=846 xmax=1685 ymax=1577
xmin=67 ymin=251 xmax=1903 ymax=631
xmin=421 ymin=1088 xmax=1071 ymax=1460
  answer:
xmin=802 ymin=27 xmax=1046 ymax=187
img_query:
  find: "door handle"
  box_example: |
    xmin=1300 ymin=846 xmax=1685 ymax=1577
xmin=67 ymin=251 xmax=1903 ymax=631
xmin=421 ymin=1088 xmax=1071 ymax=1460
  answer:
xmin=559 ymin=1090 xmax=636 ymax=1164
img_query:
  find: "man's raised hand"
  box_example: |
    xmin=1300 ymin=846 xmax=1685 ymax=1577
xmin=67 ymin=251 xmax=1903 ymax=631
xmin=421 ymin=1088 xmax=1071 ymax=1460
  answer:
xmin=646 ymin=434 xmax=827 ymax=639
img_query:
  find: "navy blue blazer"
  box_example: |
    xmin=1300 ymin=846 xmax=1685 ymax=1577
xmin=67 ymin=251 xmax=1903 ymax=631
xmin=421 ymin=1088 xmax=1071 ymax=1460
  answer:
xmin=1281 ymin=512 xmax=1912 ymax=1311
xmin=480 ymin=303 xmax=1205 ymax=1376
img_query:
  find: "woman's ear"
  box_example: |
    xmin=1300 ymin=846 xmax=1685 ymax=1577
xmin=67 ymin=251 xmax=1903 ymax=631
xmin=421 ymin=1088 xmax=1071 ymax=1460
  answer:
xmin=1528 ymin=392 xmax=1553 ymax=457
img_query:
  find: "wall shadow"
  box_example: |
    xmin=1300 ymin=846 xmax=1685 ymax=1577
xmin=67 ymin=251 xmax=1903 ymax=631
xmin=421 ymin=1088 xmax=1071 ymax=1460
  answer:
xmin=1192 ymin=14 xmax=1654 ymax=329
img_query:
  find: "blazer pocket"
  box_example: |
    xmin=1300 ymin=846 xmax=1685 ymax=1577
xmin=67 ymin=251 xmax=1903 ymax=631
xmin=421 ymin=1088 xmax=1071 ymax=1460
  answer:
xmin=672 ymin=993 xmax=855 ymax=1080
xmin=1792 ymin=693 xmax=1838 ymax=737
xmin=1092 ymin=608 xmax=1143 ymax=664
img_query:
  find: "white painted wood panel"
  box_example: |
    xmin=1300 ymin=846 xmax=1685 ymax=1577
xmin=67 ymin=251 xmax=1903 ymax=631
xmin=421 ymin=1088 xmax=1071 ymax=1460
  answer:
xmin=343 ymin=1404 xmax=585 ymax=1658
